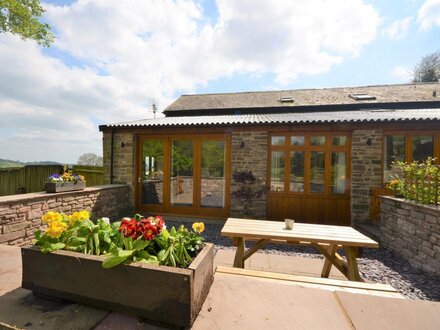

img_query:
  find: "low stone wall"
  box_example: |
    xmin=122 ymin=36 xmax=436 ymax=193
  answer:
xmin=380 ymin=196 xmax=440 ymax=275
xmin=0 ymin=184 xmax=132 ymax=246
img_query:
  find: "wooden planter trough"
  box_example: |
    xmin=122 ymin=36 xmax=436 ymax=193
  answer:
xmin=44 ymin=181 xmax=86 ymax=193
xmin=22 ymin=243 xmax=214 ymax=327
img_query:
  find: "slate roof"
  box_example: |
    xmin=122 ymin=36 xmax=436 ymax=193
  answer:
xmin=164 ymin=83 xmax=440 ymax=114
xmin=100 ymin=108 xmax=440 ymax=130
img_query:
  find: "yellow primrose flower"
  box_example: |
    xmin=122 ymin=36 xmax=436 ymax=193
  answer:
xmin=192 ymin=222 xmax=205 ymax=234
xmin=46 ymin=220 xmax=67 ymax=238
xmin=42 ymin=211 xmax=63 ymax=224
xmin=69 ymin=210 xmax=90 ymax=225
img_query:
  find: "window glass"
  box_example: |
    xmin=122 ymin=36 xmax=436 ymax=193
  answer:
xmin=141 ymin=140 xmax=164 ymax=205
xmin=201 ymin=140 xmax=225 ymax=208
xmin=271 ymin=136 xmax=285 ymax=145
xmin=290 ymin=151 xmax=305 ymax=192
xmin=171 ymin=140 xmax=194 ymax=206
xmin=310 ymin=151 xmax=325 ymax=192
xmin=270 ymin=151 xmax=285 ymax=192
xmin=384 ymin=135 xmax=405 ymax=180
xmin=291 ymin=136 xmax=305 ymax=146
xmin=331 ymin=152 xmax=346 ymax=193
xmin=332 ymin=136 xmax=347 ymax=146
xmin=412 ymin=135 xmax=434 ymax=163
xmin=311 ymin=136 xmax=326 ymax=146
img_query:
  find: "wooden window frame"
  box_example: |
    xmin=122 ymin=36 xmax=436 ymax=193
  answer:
xmin=268 ymin=132 xmax=351 ymax=197
xmin=382 ymin=130 xmax=440 ymax=183
xmin=136 ymin=133 xmax=231 ymax=218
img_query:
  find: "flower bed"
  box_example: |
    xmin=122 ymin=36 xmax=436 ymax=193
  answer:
xmin=22 ymin=211 xmax=214 ymax=327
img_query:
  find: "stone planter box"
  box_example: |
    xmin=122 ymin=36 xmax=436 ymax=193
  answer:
xmin=44 ymin=181 xmax=86 ymax=193
xmin=22 ymin=243 xmax=214 ymax=327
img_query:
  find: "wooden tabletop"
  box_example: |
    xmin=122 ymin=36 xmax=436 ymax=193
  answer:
xmin=221 ymin=218 xmax=379 ymax=248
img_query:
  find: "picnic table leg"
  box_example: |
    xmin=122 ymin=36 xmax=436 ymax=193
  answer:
xmin=344 ymin=246 xmax=363 ymax=282
xmin=321 ymin=245 xmax=338 ymax=278
xmin=233 ymin=237 xmax=245 ymax=268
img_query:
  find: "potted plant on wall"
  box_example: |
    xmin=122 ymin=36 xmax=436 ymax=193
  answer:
xmin=44 ymin=171 xmax=86 ymax=193
xmin=21 ymin=211 xmax=213 ymax=327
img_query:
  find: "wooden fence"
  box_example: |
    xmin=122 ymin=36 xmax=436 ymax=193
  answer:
xmin=0 ymin=165 xmax=104 ymax=197
xmin=71 ymin=165 xmax=104 ymax=187
xmin=0 ymin=165 xmax=64 ymax=196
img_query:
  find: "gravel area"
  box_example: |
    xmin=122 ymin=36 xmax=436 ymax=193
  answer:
xmin=168 ymin=220 xmax=440 ymax=301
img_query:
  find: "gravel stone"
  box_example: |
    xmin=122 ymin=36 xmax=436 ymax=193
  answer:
xmin=168 ymin=220 xmax=440 ymax=301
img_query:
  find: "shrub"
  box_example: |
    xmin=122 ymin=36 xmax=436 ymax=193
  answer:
xmin=387 ymin=158 xmax=440 ymax=205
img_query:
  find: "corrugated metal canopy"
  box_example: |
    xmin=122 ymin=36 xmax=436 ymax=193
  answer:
xmin=100 ymin=108 xmax=440 ymax=130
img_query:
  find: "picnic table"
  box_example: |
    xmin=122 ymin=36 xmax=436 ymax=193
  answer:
xmin=221 ymin=218 xmax=379 ymax=282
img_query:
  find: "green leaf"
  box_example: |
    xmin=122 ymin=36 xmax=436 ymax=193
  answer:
xmin=64 ymin=245 xmax=85 ymax=252
xmin=93 ymin=232 xmax=100 ymax=255
xmin=136 ymin=256 xmax=159 ymax=265
xmin=41 ymin=242 xmax=65 ymax=253
xmin=87 ymin=236 xmax=94 ymax=254
xmin=102 ymin=255 xmax=129 ymax=269
xmin=158 ymin=249 xmax=169 ymax=262
xmin=133 ymin=237 xmax=150 ymax=251
xmin=136 ymin=250 xmax=152 ymax=259
xmin=111 ymin=221 xmax=121 ymax=231
xmin=34 ymin=230 xmax=42 ymax=241
xmin=134 ymin=214 xmax=143 ymax=222
xmin=161 ymin=228 xmax=170 ymax=241
xmin=0 ymin=0 xmax=55 ymax=47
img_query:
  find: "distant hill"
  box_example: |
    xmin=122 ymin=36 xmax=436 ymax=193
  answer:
xmin=0 ymin=159 xmax=62 ymax=169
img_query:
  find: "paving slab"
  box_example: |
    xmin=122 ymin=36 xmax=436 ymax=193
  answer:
xmin=0 ymin=287 xmax=108 ymax=329
xmin=336 ymin=291 xmax=440 ymax=330
xmin=192 ymin=272 xmax=352 ymax=330
xmin=1 ymin=244 xmax=439 ymax=330
xmin=0 ymin=244 xmax=22 ymax=296
xmin=95 ymin=312 xmax=169 ymax=330
xmin=214 ymin=249 xmax=347 ymax=280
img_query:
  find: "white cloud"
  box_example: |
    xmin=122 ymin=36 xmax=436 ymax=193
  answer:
xmin=385 ymin=17 xmax=412 ymax=40
xmin=418 ymin=0 xmax=440 ymax=30
xmin=0 ymin=0 xmax=380 ymax=162
xmin=393 ymin=66 xmax=412 ymax=82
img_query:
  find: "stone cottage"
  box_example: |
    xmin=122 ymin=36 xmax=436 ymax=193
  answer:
xmin=99 ymin=83 xmax=440 ymax=227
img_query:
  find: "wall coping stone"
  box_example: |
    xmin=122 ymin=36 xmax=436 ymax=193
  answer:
xmin=0 ymin=184 xmax=128 ymax=205
xmin=380 ymin=195 xmax=440 ymax=213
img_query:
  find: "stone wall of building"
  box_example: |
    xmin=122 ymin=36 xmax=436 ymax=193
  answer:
xmin=0 ymin=185 xmax=132 ymax=246
xmin=230 ymin=131 xmax=268 ymax=219
xmin=351 ymin=129 xmax=383 ymax=225
xmin=380 ymin=196 xmax=440 ymax=276
xmin=103 ymin=132 xmax=136 ymax=208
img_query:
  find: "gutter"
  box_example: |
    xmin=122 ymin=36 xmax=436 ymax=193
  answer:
xmin=110 ymin=128 xmax=114 ymax=184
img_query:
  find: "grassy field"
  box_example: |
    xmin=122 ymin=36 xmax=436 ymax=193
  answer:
xmin=0 ymin=159 xmax=24 ymax=168
xmin=0 ymin=159 xmax=61 ymax=169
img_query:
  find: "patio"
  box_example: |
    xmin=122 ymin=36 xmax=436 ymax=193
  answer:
xmin=1 ymin=220 xmax=440 ymax=329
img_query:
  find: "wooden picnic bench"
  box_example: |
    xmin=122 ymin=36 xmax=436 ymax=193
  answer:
xmin=221 ymin=218 xmax=379 ymax=282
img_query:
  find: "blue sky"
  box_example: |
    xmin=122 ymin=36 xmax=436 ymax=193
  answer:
xmin=0 ymin=0 xmax=439 ymax=163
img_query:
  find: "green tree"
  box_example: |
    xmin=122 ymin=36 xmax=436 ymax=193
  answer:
xmin=0 ymin=0 xmax=54 ymax=46
xmin=412 ymin=50 xmax=440 ymax=83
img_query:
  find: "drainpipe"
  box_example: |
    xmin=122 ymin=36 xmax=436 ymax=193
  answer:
xmin=110 ymin=128 xmax=114 ymax=184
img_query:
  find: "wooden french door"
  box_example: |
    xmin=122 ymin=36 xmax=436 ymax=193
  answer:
xmin=136 ymin=134 xmax=230 ymax=218
xmin=267 ymin=132 xmax=351 ymax=226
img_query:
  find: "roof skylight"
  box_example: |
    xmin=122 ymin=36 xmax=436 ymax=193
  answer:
xmin=349 ymin=93 xmax=376 ymax=101
xmin=279 ymin=97 xmax=294 ymax=103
